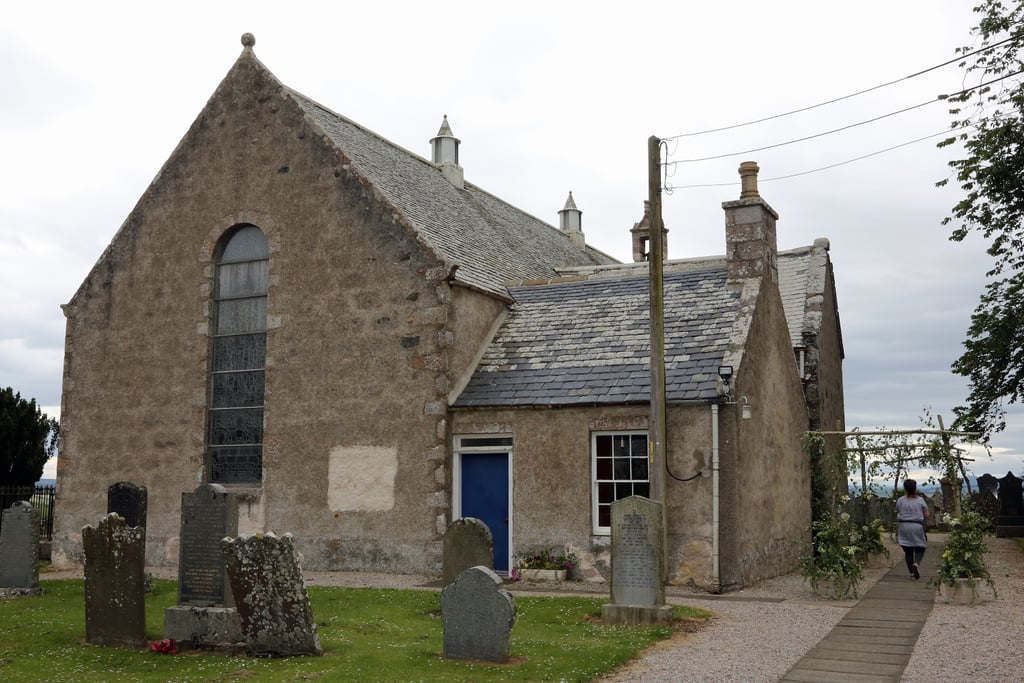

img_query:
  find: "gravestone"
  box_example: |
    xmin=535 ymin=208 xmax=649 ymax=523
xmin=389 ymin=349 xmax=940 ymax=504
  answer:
xmin=601 ymin=496 xmax=673 ymax=625
xmin=977 ymin=473 xmax=999 ymax=497
xmin=221 ymin=532 xmax=321 ymax=657
xmin=107 ymin=481 xmax=147 ymax=529
xmin=440 ymin=565 xmax=516 ymax=663
xmin=164 ymin=483 xmax=242 ymax=647
xmin=940 ymin=479 xmax=960 ymax=518
xmin=996 ymin=471 xmax=1024 ymax=537
xmin=442 ymin=517 xmax=493 ymax=585
xmin=0 ymin=501 xmax=41 ymax=596
xmin=972 ymin=491 xmax=1001 ymax=529
xmin=82 ymin=513 xmax=146 ymax=648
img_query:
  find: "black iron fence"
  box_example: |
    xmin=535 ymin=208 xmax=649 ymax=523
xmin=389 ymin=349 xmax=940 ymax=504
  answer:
xmin=0 ymin=485 xmax=56 ymax=540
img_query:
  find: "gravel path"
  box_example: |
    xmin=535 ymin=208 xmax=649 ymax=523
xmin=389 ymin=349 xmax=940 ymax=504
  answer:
xmin=598 ymin=536 xmax=1024 ymax=683
xmin=42 ymin=536 xmax=1023 ymax=682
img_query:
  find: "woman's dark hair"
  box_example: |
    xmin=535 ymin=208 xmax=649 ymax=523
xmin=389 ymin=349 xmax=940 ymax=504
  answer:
xmin=904 ymin=479 xmax=918 ymax=496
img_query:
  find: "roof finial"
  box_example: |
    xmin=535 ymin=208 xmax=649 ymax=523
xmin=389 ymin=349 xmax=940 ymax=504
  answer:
xmin=241 ymin=33 xmax=256 ymax=49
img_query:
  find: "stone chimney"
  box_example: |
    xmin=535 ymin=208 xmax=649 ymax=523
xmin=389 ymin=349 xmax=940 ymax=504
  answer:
xmin=722 ymin=161 xmax=778 ymax=282
xmin=430 ymin=115 xmax=464 ymax=188
xmin=630 ymin=201 xmax=668 ymax=262
xmin=558 ymin=191 xmax=586 ymax=248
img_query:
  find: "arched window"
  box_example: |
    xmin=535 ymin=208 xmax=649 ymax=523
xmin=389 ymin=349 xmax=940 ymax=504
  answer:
xmin=207 ymin=225 xmax=268 ymax=483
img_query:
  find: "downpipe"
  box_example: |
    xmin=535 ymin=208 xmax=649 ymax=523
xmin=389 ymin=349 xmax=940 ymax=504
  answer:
xmin=712 ymin=403 xmax=721 ymax=593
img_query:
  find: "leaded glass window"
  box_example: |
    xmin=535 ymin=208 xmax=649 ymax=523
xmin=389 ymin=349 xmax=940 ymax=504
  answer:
xmin=208 ymin=225 xmax=267 ymax=484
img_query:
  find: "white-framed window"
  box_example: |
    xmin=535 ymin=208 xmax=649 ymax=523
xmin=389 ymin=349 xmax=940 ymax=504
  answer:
xmin=592 ymin=431 xmax=649 ymax=534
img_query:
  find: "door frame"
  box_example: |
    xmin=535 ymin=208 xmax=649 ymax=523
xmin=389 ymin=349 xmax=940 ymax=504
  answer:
xmin=452 ymin=434 xmax=513 ymax=574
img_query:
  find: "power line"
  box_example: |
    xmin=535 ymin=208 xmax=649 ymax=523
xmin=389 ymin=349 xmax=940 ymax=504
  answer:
xmin=667 ymin=129 xmax=963 ymax=190
xmin=668 ymin=71 xmax=1021 ymax=165
xmin=671 ymin=100 xmax=935 ymax=163
xmin=662 ymin=33 xmax=1022 ymax=140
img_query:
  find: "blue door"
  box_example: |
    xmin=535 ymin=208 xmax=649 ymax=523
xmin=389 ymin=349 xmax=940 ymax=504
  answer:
xmin=461 ymin=452 xmax=510 ymax=572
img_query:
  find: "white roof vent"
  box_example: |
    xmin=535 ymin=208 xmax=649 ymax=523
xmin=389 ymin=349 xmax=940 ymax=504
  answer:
xmin=430 ymin=115 xmax=463 ymax=188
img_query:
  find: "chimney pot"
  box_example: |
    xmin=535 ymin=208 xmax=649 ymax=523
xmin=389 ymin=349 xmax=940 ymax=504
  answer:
xmin=738 ymin=161 xmax=760 ymax=198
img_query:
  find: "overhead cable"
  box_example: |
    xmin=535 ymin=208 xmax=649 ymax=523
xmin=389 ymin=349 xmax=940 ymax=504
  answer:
xmin=668 ymin=129 xmax=965 ymax=190
xmin=663 ymin=33 xmax=1022 ymax=140
xmin=669 ymin=70 xmax=1021 ymax=164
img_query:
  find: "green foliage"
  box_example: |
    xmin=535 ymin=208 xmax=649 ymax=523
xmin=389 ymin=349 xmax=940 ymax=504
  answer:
xmin=516 ymin=547 xmax=578 ymax=571
xmin=0 ymin=578 xmax=710 ymax=682
xmin=851 ymin=517 xmax=889 ymax=559
xmin=939 ymin=1 xmax=1024 ymax=440
xmin=0 ymin=387 xmax=59 ymax=487
xmin=802 ymin=431 xmax=846 ymax=522
xmin=801 ymin=511 xmax=867 ymax=598
xmin=931 ymin=506 xmax=997 ymax=598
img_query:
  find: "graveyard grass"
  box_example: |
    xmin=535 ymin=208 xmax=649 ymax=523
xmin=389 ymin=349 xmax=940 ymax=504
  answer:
xmin=0 ymin=578 xmax=710 ymax=682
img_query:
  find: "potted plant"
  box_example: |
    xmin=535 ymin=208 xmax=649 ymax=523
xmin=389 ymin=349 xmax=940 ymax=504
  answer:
xmin=802 ymin=511 xmax=866 ymax=599
xmin=930 ymin=506 xmax=996 ymax=604
xmin=851 ymin=517 xmax=889 ymax=566
xmin=515 ymin=547 xmax=578 ymax=581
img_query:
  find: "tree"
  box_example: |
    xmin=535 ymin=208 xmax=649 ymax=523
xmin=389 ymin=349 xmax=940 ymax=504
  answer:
xmin=0 ymin=387 xmax=59 ymax=487
xmin=939 ymin=0 xmax=1024 ymax=440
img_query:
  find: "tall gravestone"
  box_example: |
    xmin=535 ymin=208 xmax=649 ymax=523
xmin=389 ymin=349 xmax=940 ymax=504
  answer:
xmin=601 ymin=496 xmax=673 ymax=625
xmin=221 ymin=532 xmax=321 ymax=657
xmin=441 ymin=565 xmax=516 ymax=663
xmin=107 ymin=481 xmax=147 ymax=529
xmin=996 ymin=471 xmax=1024 ymax=537
xmin=164 ymin=483 xmax=242 ymax=647
xmin=0 ymin=501 xmax=41 ymax=596
xmin=442 ymin=517 xmax=493 ymax=585
xmin=977 ymin=473 xmax=999 ymax=498
xmin=82 ymin=513 xmax=146 ymax=648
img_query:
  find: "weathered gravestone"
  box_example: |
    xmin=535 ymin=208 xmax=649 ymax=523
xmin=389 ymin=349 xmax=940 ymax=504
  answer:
xmin=601 ymin=496 xmax=673 ymax=625
xmin=978 ymin=473 xmax=999 ymax=498
xmin=164 ymin=483 xmax=242 ymax=647
xmin=996 ymin=471 xmax=1024 ymax=537
xmin=0 ymin=501 xmax=41 ymax=596
xmin=82 ymin=513 xmax=146 ymax=648
xmin=221 ymin=532 xmax=321 ymax=657
xmin=107 ymin=481 xmax=147 ymax=529
xmin=442 ymin=517 xmax=493 ymax=585
xmin=440 ymin=565 xmax=516 ymax=663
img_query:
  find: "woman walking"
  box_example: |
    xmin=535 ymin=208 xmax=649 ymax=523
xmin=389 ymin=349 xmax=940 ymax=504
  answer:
xmin=896 ymin=478 xmax=929 ymax=579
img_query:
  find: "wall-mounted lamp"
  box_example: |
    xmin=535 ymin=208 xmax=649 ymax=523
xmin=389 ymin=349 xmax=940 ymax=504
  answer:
xmin=717 ymin=365 xmax=733 ymax=397
xmin=740 ymin=396 xmax=753 ymax=420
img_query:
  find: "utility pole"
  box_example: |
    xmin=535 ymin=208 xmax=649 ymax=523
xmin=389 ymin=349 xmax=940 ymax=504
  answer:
xmin=647 ymin=136 xmax=667 ymax=505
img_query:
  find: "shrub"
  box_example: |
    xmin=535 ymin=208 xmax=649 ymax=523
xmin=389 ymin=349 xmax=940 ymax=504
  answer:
xmin=931 ymin=506 xmax=996 ymax=599
xmin=801 ymin=511 xmax=866 ymax=598
xmin=516 ymin=547 xmax=578 ymax=572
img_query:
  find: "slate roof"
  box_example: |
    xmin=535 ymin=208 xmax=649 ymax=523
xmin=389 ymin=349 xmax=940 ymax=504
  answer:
xmin=777 ymin=247 xmax=815 ymax=348
xmin=556 ymin=246 xmax=831 ymax=352
xmin=454 ymin=267 xmax=740 ymax=407
xmin=290 ymin=91 xmax=616 ymax=298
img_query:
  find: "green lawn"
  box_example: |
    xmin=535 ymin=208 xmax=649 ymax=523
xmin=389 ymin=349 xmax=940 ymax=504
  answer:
xmin=0 ymin=579 xmax=710 ymax=682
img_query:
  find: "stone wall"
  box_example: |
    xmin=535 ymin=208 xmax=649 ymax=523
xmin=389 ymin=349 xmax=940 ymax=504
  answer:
xmin=54 ymin=53 xmax=494 ymax=574
xmin=451 ymin=404 xmax=716 ymax=588
xmin=717 ymin=278 xmax=812 ymax=590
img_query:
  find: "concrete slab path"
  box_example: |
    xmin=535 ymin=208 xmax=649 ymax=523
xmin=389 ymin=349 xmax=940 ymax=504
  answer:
xmin=780 ymin=543 xmax=942 ymax=683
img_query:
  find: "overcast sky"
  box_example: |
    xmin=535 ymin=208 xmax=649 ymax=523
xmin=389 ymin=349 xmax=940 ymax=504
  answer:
xmin=3 ymin=1 xmax=1019 ymax=484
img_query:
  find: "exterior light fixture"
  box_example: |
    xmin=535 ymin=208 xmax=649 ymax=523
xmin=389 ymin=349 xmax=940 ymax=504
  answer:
xmin=740 ymin=396 xmax=753 ymax=420
xmin=717 ymin=365 xmax=734 ymax=398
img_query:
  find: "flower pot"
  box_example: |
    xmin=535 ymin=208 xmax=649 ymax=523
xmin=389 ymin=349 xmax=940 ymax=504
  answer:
xmin=941 ymin=578 xmax=979 ymax=605
xmin=518 ymin=568 xmax=567 ymax=581
xmin=812 ymin=575 xmax=854 ymax=599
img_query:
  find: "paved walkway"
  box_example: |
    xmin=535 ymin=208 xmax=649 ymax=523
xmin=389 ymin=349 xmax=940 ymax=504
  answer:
xmin=780 ymin=543 xmax=942 ymax=682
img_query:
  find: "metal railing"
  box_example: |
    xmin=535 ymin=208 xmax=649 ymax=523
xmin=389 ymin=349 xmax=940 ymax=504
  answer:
xmin=0 ymin=485 xmax=56 ymax=540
